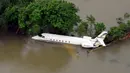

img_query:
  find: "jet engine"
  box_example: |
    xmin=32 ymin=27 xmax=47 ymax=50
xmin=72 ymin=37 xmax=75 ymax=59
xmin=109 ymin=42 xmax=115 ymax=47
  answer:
xmin=83 ymin=36 xmax=92 ymax=39
xmin=81 ymin=43 xmax=93 ymax=48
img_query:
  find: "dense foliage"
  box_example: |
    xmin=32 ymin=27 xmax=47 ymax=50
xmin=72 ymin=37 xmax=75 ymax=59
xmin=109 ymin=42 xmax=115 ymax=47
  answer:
xmin=0 ymin=0 xmax=34 ymax=31
xmin=3 ymin=0 xmax=80 ymax=35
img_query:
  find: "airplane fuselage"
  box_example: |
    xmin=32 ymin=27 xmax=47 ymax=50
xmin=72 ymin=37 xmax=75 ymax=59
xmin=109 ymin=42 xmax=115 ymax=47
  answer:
xmin=32 ymin=33 xmax=96 ymax=48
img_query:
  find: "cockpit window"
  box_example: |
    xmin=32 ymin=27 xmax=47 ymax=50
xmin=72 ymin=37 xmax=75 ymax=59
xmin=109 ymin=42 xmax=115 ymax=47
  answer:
xmin=38 ymin=33 xmax=42 ymax=36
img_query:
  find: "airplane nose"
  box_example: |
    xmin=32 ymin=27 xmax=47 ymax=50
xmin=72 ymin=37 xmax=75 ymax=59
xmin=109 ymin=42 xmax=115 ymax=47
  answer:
xmin=32 ymin=36 xmax=37 ymax=40
xmin=32 ymin=35 xmax=41 ymax=40
xmin=32 ymin=36 xmax=35 ymax=39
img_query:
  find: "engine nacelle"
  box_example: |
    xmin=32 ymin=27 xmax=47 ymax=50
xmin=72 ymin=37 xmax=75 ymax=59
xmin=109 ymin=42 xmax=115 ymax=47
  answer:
xmin=81 ymin=43 xmax=93 ymax=48
xmin=83 ymin=36 xmax=92 ymax=39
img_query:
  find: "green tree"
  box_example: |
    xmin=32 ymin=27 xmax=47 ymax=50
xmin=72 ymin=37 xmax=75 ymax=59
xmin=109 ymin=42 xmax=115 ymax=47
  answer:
xmin=77 ymin=21 xmax=88 ymax=36
xmin=108 ymin=26 xmax=124 ymax=41
xmin=118 ymin=23 xmax=127 ymax=32
xmin=116 ymin=13 xmax=130 ymax=34
xmin=4 ymin=5 xmax=18 ymax=23
xmin=127 ymin=20 xmax=130 ymax=32
xmin=4 ymin=5 xmax=19 ymax=32
xmin=0 ymin=0 xmax=34 ymax=32
xmin=95 ymin=22 xmax=106 ymax=37
xmin=77 ymin=15 xmax=106 ymax=38
xmin=86 ymin=15 xmax=96 ymax=37
xmin=17 ymin=0 xmax=80 ymax=35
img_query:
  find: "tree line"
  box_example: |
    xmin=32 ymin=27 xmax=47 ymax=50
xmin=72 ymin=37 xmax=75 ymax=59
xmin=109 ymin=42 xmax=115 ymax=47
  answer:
xmin=0 ymin=0 xmax=130 ymax=44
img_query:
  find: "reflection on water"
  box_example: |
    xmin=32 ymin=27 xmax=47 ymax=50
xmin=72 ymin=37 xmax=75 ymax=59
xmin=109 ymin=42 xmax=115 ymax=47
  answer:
xmin=0 ymin=34 xmax=71 ymax=73
xmin=21 ymin=38 xmax=42 ymax=58
xmin=20 ymin=38 xmax=72 ymax=73
xmin=63 ymin=44 xmax=79 ymax=58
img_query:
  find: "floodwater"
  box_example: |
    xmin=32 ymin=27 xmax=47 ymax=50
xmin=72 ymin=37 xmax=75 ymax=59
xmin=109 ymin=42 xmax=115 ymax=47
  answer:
xmin=1 ymin=0 xmax=130 ymax=73
xmin=0 ymin=33 xmax=130 ymax=73
xmin=67 ymin=0 xmax=130 ymax=28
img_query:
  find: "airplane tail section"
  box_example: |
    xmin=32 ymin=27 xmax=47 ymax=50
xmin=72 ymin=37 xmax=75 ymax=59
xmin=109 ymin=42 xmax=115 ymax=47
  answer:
xmin=96 ymin=31 xmax=108 ymax=40
xmin=94 ymin=31 xmax=108 ymax=47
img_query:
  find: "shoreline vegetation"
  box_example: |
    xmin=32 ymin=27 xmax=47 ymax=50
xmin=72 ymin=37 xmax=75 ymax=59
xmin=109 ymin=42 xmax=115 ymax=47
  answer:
xmin=0 ymin=0 xmax=130 ymax=48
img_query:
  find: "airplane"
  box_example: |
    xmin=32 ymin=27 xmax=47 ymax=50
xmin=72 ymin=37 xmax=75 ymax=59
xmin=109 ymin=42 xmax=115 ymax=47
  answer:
xmin=31 ymin=31 xmax=108 ymax=49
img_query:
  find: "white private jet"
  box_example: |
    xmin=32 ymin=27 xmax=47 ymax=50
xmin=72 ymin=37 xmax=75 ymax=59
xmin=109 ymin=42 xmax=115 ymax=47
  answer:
xmin=32 ymin=31 xmax=108 ymax=49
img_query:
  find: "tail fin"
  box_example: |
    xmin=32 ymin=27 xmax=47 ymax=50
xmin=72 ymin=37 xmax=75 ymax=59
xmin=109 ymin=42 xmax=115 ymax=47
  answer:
xmin=96 ymin=31 xmax=108 ymax=40
xmin=94 ymin=31 xmax=108 ymax=47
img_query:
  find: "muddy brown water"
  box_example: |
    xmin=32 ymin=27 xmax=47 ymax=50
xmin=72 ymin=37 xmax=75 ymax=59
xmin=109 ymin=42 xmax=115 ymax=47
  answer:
xmin=67 ymin=0 xmax=130 ymax=28
xmin=0 ymin=33 xmax=130 ymax=73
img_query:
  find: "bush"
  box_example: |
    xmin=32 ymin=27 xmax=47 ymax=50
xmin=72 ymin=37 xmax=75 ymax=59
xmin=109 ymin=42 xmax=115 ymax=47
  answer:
xmin=105 ymin=13 xmax=130 ymax=44
xmin=77 ymin=21 xmax=88 ymax=36
xmin=118 ymin=23 xmax=127 ymax=32
xmin=108 ymin=26 xmax=125 ymax=41
xmin=95 ymin=22 xmax=106 ymax=37
xmin=86 ymin=15 xmax=96 ymax=37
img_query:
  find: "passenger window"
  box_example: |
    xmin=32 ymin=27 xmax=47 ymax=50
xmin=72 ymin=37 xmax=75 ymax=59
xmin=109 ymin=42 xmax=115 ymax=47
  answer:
xmin=56 ymin=40 xmax=58 ymax=42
